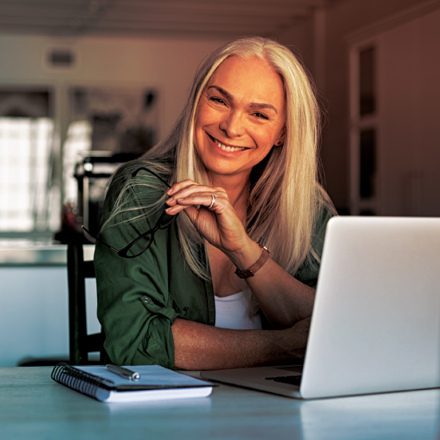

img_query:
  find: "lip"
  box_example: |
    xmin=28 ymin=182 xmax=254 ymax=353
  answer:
xmin=207 ymin=133 xmax=250 ymax=156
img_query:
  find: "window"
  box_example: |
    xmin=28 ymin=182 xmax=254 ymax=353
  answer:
xmin=0 ymin=89 xmax=60 ymax=237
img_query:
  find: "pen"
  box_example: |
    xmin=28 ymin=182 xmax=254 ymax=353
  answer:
xmin=106 ymin=364 xmax=140 ymax=381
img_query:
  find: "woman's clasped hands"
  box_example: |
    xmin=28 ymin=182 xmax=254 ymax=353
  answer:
xmin=165 ymin=180 xmax=251 ymax=257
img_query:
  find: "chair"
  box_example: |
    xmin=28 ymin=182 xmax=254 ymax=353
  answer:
xmin=67 ymin=241 xmax=106 ymax=365
xmin=18 ymin=242 xmax=105 ymax=367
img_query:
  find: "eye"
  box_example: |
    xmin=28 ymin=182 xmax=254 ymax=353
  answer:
xmin=253 ymin=112 xmax=269 ymax=120
xmin=209 ymin=96 xmax=227 ymax=105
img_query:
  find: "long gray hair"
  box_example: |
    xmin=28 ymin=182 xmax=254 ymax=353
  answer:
xmin=104 ymin=36 xmax=333 ymax=280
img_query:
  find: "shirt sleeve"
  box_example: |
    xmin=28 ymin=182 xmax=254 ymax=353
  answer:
xmin=94 ymin=176 xmax=183 ymax=368
xmin=294 ymin=203 xmax=335 ymax=288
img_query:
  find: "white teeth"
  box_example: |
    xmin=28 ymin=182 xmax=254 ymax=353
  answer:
xmin=215 ymin=139 xmax=245 ymax=152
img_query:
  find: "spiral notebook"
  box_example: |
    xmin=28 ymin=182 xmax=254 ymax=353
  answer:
xmin=51 ymin=363 xmax=214 ymax=403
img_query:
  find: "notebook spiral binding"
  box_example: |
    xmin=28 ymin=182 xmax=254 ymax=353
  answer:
xmin=51 ymin=363 xmax=113 ymax=400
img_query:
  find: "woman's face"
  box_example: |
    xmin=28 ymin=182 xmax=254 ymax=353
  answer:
xmin=194 ymin=55 xmax=286 ymax=183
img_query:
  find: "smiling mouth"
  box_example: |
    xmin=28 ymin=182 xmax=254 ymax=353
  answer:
xmin=208 ymin=134 xmax=248 ymax=152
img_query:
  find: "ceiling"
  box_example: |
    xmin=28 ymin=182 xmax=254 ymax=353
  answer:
xmin=0 ymin=0 xmax=328 ymax=40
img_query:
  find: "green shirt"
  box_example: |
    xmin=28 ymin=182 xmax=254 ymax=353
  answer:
xmin=95 ymin=167 xmax=333 ymax=368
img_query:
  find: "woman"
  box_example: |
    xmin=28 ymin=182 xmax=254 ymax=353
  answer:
xmin=95 ymin=37 xmax=336 ymax=370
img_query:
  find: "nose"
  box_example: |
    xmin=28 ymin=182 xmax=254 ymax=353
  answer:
xmin=219 ymin=110 xmax=245 ymax=138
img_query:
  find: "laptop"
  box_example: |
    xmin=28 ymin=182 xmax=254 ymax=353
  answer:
xmin=201 ymin=216 xmax=440 ymax=399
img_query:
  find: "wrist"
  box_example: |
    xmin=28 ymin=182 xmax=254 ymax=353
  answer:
xmin=234 ymin=243 xmax=271 ymax=279
xmin=224 ymin=239 xmax=261 ymax=268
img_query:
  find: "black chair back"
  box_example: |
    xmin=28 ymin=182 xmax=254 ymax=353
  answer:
xmin=67 ymin=242 xmax=106 ymax=365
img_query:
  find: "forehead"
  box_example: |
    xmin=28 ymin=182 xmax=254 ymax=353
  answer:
xmin=207 ymin=55 xmax=285 ymax=107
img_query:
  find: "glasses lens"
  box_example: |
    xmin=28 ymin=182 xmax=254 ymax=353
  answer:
xmin=121 ymin=233 xmax=154 ymax=258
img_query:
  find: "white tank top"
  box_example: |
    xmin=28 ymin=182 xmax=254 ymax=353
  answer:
xmin=214 ymin=291 xmax=262 ymax=330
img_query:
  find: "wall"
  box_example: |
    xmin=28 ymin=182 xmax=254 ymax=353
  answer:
xmin=322 ymin=0 xmax=435 ymax=211
xmin=373 ymin=7 xmax=440 ymax=216
xmin=1 ymin=1 xmax=431 ymax=213
xmin=0 ymin=35 xmax=226 ymax=139
xmin=277 ymin=0 xmax=429 ymax=212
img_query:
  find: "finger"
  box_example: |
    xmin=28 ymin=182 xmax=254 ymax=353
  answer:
xmin=165 ymin=182 xmax=203 ymax=208
xmin=165 ymin=190 xmax=211 ymax=208
xmin=165 ymin=204 xmax=201 ymax=225
xmin=167 ymin=183 xmax=224 ymax=206
xmin=176 ymin=192 xmax=225 ymax=212
xmin=165 ymin=203 xmax=192 ymax=215
xmin=169 ymin=184 xmax=223 ymax=202
xmin=165 ymin=192 xmax=222 ymax=216
xmin=180 ymin=205 xmax=201 ymax=223
xmin=167 ymin=179 xmax=199 ymax=196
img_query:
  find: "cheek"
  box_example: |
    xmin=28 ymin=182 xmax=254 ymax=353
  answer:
xmin=194 ymin=108 xmax=203 ymax=131
xmin=195 ymin=101 xmax=214 ymax=125
xmin=194 ymin=101 xmax=208 ymax=130
xmin=193 ymin=114 xmax=209 ymax=155
xmin=194 ymin=112 xmax=208 ymax=147
xmin=256 ymin=128 xmax=280 ymax=149
xmin=196 ymin=99 xmax=227 ymax=129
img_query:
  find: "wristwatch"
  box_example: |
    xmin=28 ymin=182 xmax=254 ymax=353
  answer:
xmin=235 ymin=243 xmax=270 ymax=279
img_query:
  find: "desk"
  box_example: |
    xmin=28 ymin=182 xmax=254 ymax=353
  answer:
xmin=1 ymin=367 xmax=439 ymax=440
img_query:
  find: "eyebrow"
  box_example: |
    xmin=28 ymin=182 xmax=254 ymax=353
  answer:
xmin=207 ymin=85 xmax=279 ymax=114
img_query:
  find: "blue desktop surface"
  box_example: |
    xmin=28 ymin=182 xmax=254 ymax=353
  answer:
xmin=1 ymin=367 xmax=439 ymax=440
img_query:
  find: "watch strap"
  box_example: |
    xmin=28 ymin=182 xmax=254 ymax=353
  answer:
xmin=235 ymin=244 xmax=270 ymax=279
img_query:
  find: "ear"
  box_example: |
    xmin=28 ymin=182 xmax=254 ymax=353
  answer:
xmin=274 ymin=126 xmax=286 ymax=147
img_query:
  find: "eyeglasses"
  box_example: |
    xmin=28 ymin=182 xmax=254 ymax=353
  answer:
xmin=82 ymin=167 xmax=175 ymax=258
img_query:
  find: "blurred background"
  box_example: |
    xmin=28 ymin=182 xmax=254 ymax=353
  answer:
xmin=0 ymin=0 xmax=439 ymax=242
xmin=0 ymin=0 xmax=439 ymax=366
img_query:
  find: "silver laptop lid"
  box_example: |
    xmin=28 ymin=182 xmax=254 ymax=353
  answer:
xmin=301 ymin=216 xmax=440 ymax=399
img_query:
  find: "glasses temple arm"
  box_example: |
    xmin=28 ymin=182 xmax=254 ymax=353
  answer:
xmin=81 ymin=226 xmax=119 ymax=253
